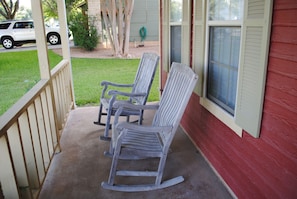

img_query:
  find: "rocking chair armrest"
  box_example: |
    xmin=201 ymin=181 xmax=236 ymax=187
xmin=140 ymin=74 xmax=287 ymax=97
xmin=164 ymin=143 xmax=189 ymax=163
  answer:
xmin=100 ymin=81 xmax=134 ymax=98
xmin=113 ymin=101 xmax=159 ymax=110
xmin=116 ymin=122 xmax=173 ymax=134
xmin=113 ymin=102 xmax=159 ymax=125
xmin=101 ymin=81 xmax=134 ymax=88
xmin=108 ymin=90 xmax=146 ymax=98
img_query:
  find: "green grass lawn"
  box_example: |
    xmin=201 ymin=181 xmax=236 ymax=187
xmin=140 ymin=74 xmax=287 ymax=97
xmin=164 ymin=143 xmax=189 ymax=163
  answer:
xmin=0 ymin=50 xmax=159 ymax=116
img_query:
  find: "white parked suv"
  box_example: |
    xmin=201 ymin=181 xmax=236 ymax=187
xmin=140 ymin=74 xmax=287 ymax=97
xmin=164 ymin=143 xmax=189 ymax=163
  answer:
xmin=0 ymin=20 xmax=66 ymax=49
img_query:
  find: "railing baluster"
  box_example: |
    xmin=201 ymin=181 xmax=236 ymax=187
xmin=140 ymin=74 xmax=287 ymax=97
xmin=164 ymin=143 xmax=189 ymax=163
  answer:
xmin=45 ymin=86 xmax=59 ymax=151
xmin=19 ymin=111 xmax=39 ymax=189
xmin=40 ymin=91 xmax=54 ymax=156
xmin=7 ymin=123 xmax=32 ymax=199
xmin=0 ymin=136 xmax=20 ymax=199
xmin=34 ymin=97 xmax=50 ymax=170
xmin=27 ymin=104 xmax=45 ymax=184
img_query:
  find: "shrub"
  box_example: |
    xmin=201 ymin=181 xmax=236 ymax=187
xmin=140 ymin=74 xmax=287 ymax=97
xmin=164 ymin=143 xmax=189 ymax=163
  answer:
xmin=69 ymin=13 xmax=98 ymax=51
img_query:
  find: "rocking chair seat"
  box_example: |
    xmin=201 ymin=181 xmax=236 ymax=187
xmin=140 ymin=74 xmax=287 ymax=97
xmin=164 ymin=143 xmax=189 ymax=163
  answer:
xmin=100 ymin=98 xmax=140 ymax=117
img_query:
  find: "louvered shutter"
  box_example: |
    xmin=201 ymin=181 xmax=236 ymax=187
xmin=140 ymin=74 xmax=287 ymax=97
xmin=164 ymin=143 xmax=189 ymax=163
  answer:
xmin=235 ymin=0 xmax=273 ymax=138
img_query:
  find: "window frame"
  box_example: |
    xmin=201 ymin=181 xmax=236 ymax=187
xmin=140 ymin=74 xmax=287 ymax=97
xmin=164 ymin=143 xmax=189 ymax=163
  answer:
xmin=169 ymin=0 xmax=183 ymax=65
xmin=201 ymin=3 xmax=243 ymax=136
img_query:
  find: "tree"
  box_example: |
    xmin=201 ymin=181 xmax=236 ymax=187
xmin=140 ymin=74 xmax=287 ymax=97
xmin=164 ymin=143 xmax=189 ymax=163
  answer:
xmin=42 ymin=0 xmax=58 ymax=21
xmin=42 ymin=0 xmax=81 ymax=22
xmin=0 ymin=0 xmax=19 ymax=20
xmin=101 ymin=0 xmax=134 ymax=57
xmin=15 ymin=6 xmax=32 ymax=20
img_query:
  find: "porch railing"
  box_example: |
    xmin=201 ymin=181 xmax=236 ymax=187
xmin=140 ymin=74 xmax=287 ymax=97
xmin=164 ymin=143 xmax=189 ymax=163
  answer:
xmin=0 ymin=59 xmax=74 ymax=199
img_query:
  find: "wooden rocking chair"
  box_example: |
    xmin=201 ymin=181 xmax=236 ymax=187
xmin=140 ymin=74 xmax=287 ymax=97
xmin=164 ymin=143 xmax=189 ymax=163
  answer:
xmin=94 ymin=53 xmax=159 ymax=140
xmin=101 ymin=62 xmax=198 ymax=192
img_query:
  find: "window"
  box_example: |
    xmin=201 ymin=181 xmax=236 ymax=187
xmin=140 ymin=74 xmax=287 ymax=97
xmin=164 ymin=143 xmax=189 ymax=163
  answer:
xmin=193 ymin=0 xmax=273 ymax=137
xmin=170 ymin=0 xmax=182 ymax=22
xmin=0 ymin=23 xmax=11 ymax=29
xmin=161 ymin=0 xmax=191 ymax=72
xmin=13 ymin=22 xmax=34 ymax=29
xmin=207 ymin=27 xmax=241 ymax=115
xmin=170 ymin=0 xmax=182 ymax=64
xmin=208 ymin=0 xmax=243 ymax=21
xmin=206 ymin=0 xmax=242 ymax=115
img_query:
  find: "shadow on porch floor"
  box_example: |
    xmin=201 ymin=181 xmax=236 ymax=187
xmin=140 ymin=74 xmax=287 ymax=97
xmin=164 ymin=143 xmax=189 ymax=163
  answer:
xmin=39 ymin=106 xmax=234 ymax=199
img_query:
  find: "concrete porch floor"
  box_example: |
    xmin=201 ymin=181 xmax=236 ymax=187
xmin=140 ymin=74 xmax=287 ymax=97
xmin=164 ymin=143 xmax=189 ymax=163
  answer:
xmin=39 ymin=105 xmax=234 ymax=199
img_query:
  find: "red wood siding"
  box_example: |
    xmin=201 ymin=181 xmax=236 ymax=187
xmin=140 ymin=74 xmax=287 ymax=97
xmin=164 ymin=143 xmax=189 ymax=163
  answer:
xmin=177 ymin=0 xmax=297 ymax=198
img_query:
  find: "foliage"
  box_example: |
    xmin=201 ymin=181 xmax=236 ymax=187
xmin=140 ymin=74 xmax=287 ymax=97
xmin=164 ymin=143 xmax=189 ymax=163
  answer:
xmin=0 ymin=50 xmax=160 ymax=115
xmin=0 ymin=0 xmax=19 ymax=20
xmin=15 ymin=6 xmax=32 ymax=20
xmin=69 ymin=13 xmax=98 ymax=51
xmin=42 ymin=0 xmax=84 ymax=22
xmin=42 ymin=0 xmax=58 ymax=21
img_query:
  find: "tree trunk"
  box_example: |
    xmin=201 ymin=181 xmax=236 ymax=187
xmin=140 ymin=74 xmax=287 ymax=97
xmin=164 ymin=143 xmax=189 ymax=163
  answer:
xmin=118 ymin=0 xmax=124 ymax=54
xmin=100 ymin=0 xmax=134 ymax=57
xmin=0 ymin=0 xmax=19 ymax=19
xmin=110 ymin=0 xmax=121 ymax=57
xmin=100 ymin=0 xmax=115 ymax=52
xmin=123 ymin=0 xmax=134 ymax=56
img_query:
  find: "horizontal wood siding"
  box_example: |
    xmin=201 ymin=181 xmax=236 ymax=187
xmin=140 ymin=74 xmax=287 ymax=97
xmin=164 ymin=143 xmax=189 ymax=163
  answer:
xmin=130 ymin=0 xmax=159 ymax=41
xmin=180 ymin=0 xmax=297 ymax=198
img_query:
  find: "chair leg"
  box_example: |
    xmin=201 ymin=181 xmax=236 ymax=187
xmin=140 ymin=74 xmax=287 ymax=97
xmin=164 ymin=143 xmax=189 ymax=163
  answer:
xmin=155 ymin=154 xmax=168 ymax=185
xmin=107 ymin=142 xmax=122 ymax=185
xmin=103 ymin=107 xmax=113 ymax=138
xmin=139 ymin=110 xmax=144 ymax=125
xmin=94 ymin=103 xmax=105 ymax=125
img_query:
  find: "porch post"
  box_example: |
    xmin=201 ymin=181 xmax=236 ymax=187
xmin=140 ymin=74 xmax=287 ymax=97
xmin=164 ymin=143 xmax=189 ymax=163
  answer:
xmin=31 ymin=0 xmax=51 ymax=79
xmin=57 ymin=0 xmax=76 ymax=108
xmin=30 ymin=0 xmax=62 ymax=152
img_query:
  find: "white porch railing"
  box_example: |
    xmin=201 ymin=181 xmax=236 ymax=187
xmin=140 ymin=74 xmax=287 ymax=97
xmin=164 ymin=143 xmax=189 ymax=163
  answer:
xmin=0 ymin=59 xmax=74 ymax=199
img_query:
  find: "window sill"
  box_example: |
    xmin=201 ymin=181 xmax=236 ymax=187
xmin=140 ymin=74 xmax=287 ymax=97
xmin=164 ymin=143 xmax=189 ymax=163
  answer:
xmin=200 ymin=97 xmax=242 ymax=137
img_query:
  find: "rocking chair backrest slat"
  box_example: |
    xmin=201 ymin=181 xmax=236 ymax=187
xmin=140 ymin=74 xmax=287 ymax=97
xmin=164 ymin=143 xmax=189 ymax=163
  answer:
xmin=131 ymin=53 xmax=159 ymax=105
xmin=153 ymin=62 xmax=198 ymax=145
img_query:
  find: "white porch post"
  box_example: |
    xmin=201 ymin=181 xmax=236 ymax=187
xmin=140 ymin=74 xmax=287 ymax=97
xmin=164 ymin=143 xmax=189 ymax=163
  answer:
xmin=57 ymin=0 xmax=76 ymax=108
xmin=31 ymin=0 xmax=51 ymax=79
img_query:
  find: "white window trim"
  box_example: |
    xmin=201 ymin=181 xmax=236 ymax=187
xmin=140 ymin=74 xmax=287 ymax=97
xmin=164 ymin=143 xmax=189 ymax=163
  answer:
xmin=200 ymin=98 xmax=243 ymax=137
xmin=200 ymin=2 xmax=243 ymax=137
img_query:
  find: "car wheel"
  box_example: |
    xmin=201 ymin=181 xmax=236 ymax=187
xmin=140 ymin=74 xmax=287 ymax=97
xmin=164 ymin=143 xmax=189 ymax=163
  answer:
xmin=2 ymin=37 xmax=14 ymax=49
xmin=47 ymin=33 xmax=61 ymax=45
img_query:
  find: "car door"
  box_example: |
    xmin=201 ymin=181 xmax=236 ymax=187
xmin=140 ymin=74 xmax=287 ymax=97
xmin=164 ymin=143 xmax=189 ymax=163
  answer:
xmin=12 ymin=21 xmax=35 ymax=41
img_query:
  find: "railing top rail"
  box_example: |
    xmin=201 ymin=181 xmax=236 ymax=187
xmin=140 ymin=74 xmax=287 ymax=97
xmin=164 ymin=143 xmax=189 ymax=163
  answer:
xmin=51 ymin=59 xmax=70 ymax=77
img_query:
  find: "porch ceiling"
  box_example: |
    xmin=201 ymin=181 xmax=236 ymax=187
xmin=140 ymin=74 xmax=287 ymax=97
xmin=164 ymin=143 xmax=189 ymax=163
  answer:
xmin=39 ymin=105 xmax=233 ymax=199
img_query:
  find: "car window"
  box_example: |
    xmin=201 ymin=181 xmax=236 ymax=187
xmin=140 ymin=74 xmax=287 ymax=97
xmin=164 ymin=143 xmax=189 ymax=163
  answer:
xmin=0 ymin=23 xmax=11 ymax=29
xmin=13 ymin=22 xmax=34 ymax=29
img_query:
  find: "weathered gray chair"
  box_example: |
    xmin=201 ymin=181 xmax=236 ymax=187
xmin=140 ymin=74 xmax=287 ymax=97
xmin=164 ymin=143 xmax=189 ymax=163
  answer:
xmin=101 ymin=62 xmax=198 ymax=191
xmin=94 ymin=53 xmax=159 ymax=140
